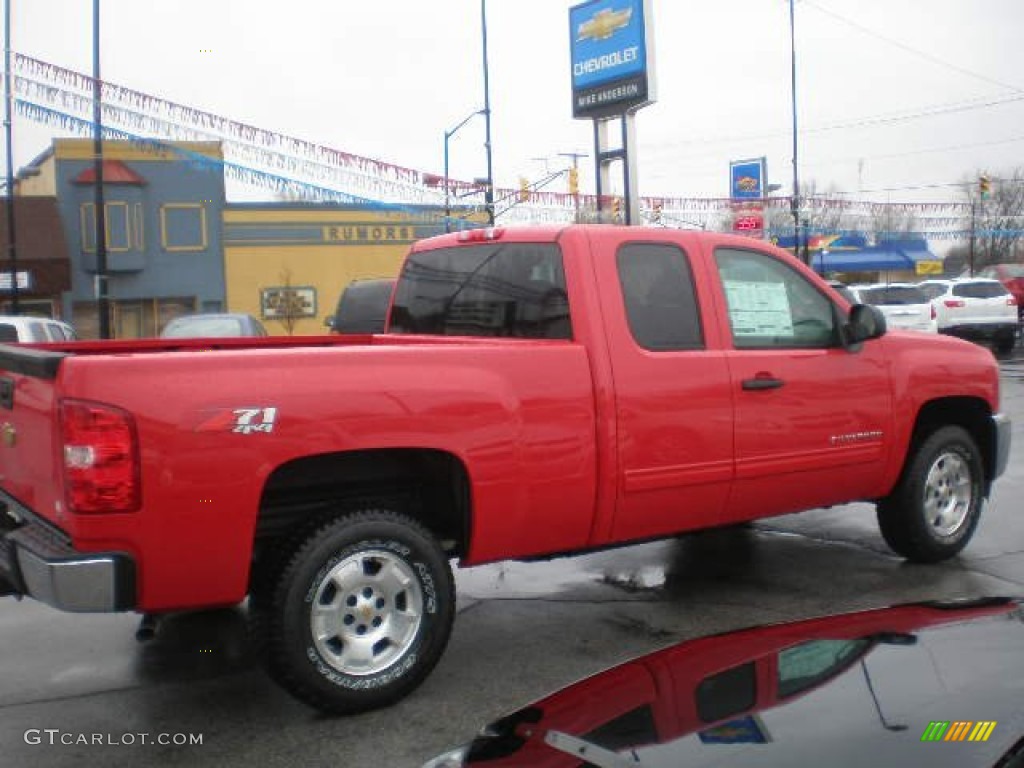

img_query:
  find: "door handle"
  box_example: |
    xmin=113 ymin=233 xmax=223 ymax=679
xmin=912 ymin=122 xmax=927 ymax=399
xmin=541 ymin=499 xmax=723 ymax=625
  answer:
xmin=742 ymin=376 xmax=784 ymax=391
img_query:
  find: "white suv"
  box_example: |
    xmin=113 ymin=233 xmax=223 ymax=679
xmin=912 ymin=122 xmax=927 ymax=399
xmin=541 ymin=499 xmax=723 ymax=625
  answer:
xmin=848 ymin=283 xmax=937 ymax=334
xmin=917 ymin=278 xmax=1018 ymax=354
xmin=0 ymin=315 xmax=78 ymax=343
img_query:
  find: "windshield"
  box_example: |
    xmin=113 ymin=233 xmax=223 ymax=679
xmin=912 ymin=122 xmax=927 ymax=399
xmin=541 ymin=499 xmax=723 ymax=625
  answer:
xmin=917 ymin=283 xmax=947 ymax=300
xmin=389 ymin=243 xmax=571 ymax=339
xmin=856 ymin=286 xmax=928 ymax=305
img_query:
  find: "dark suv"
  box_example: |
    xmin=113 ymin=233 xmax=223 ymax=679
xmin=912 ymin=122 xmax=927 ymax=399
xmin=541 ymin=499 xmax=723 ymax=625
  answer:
xmin=326 ymin=278 xmax=396 ymax=334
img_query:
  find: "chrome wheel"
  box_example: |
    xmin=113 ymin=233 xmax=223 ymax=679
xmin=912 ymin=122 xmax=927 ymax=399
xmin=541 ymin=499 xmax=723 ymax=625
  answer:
xmin=923 ymin=451 xmax=973 ymax=539
xmin=310 ymin=550 xmax=424 ymax=676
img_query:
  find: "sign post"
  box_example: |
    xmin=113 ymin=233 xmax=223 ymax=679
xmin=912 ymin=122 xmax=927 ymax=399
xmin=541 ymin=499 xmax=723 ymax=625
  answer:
xmin=569 ymin=0 xmax=655 ymax=225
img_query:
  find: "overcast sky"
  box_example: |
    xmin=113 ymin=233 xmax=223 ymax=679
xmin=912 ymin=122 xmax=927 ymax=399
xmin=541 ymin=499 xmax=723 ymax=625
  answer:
xmin=10 ymin=0 xmax=1024 ymax=204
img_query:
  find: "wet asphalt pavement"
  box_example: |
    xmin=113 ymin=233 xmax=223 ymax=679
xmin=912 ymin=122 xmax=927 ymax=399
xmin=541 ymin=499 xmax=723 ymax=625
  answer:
xmin=2 ymin=347 xmax=1023 ymax=768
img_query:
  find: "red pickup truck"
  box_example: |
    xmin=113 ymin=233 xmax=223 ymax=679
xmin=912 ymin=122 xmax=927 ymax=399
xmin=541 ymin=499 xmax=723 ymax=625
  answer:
xmin=0 ymin=225 xmax=1011 ymax=715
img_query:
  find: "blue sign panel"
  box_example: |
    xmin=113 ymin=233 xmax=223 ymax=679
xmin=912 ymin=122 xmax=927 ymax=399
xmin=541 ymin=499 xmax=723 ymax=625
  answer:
xmin=569 ymin=0 xmax=654 ymax=118
xmin=698 ymin=715 xmax=771 ymax=745
xmin=730 ymin=158 xmax=765 ymax=201
xmin=570 ymin=0 xmax=646 ymax=89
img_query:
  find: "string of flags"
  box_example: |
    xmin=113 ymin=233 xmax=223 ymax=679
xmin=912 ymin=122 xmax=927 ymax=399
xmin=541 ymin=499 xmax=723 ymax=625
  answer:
xmin=13 ymin=53 xmax=1021 ymax=240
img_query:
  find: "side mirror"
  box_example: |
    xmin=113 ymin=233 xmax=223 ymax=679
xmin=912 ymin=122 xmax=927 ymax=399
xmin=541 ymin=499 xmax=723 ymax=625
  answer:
xmin=324 ymin=316 xmax=335 ymax=329
xmin=845 ymin=304 xmax=887 ymax=345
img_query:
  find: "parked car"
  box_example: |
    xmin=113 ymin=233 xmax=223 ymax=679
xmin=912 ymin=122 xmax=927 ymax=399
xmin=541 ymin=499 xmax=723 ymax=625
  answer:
xmin=848 ymin=283 xmax=937 ymax=334
xmin=825 ymin=280 xmax=857 ymax=305
xmin=976 ymin=263 xmax=1024 ymax=321
xmin=326 ymin=277 xmax=396 ymax=334
xmin=0 ymin=315 xmax=77 ymax=343
xmin=159 ymin=312 xmax=267 ymax=338
xmin=918 ymin=278 xmax=1018 ymax=353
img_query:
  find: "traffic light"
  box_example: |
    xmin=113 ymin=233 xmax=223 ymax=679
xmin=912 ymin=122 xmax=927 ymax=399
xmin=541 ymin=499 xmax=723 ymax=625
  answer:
xmin=518 ymin=176 xmax=530 ymax=202
xmin=611 ymin=196 xmax=622 ymax=221
xmin=567 ymin=167 xmax=579 ymax=195
xmin=979 ymin=174 xmax=991 ymax=199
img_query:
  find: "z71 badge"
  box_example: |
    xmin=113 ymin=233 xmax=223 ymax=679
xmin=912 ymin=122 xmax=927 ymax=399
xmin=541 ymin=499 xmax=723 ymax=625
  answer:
xmin=195 ymin=407 xmax=278 ymax=435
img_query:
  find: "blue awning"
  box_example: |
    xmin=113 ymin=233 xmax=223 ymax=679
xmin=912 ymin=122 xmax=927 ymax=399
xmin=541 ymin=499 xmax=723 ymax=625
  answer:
xmin=812 ymin=248 xmax=915 ymax=272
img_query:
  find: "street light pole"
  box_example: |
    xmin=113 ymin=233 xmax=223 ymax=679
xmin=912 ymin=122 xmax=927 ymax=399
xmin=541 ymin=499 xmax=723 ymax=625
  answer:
xmin=444 ymin=109 xmax=483 ymax=233
xmin=480 ymin=0 xmax=494 ymax=225
xmin=93 ymin=0 xmax=111 ymax=338
xmin=4 ymin=0 xmax=19 ymax=314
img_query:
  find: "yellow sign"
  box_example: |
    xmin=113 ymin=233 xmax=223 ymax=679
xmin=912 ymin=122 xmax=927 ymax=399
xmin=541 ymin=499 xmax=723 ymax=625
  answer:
xmin=916 ymin=260 xmax=944 ymax=275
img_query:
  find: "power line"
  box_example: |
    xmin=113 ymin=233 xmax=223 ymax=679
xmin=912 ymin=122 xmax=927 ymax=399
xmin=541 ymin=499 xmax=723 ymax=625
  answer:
xmin=803 ymin=0 xmax=1024 ymax=95
xmin=642 ymin=92 xmax=1024 ymax=159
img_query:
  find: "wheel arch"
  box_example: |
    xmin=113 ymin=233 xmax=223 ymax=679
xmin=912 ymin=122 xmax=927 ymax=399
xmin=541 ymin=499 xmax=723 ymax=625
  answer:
xmin=250 ymin=448 xmax=472 ymax=587
xmin=902 ymin=397 xmax=997 ymax=494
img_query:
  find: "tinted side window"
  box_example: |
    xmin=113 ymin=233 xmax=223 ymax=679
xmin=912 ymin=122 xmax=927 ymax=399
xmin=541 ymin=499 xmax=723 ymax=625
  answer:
xmin=715 ymin=248 xmax=837 ymax=349
xmin=390 ymin=243 xmax=571 ymax=339
xmin=696 ymin=662 xmax=757 ymax=723
xmin=617 ymin=243 xmax=703 ymax=351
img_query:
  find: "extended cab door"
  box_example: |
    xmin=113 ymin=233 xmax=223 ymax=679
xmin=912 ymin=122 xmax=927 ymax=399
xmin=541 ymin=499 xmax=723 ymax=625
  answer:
xmin=590 ymin=233 xmax=735 ymax=542
xmin=708 ymin=244 xmax=893 ymax=522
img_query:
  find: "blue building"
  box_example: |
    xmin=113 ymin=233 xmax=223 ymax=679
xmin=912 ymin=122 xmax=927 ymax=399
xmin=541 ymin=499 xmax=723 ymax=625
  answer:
xmin=19 ymin=139 xmax=227 ymax=338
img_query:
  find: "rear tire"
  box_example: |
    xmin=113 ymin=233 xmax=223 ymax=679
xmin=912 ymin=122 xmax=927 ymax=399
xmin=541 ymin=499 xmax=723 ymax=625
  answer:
xmin=877 ymin=426 xmax=984 ymax=563
xmin=252 ymin=509 xmax=455 ymax=714
xmin=994 ymin=331 xmax=1016 ymax=355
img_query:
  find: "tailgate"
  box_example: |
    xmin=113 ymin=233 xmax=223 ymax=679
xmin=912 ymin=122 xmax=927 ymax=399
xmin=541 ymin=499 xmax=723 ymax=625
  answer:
xmin=0 ymin=345 xmax=67 ymax=521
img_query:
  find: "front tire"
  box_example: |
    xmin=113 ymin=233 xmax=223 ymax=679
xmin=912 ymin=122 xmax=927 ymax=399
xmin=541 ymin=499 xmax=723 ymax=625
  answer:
xmin=877 ymin=426 xmax=984 ymax=563
xmin=254 ymin=510 xmax=455 ymax=714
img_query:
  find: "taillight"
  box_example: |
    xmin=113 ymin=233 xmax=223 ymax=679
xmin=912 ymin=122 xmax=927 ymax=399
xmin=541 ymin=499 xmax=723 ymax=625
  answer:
xmin=1008 ymin=297 xmax=1018 ymax=306
xmin=457 ymin=227 xmax=505 ymax=243
xmin=944 ymin=299 xmax=966 ymax=308
xmin=930 ymin=304 xmax=936 ymax=320
xmin=59 ymin=399 xmax=140 ymax=513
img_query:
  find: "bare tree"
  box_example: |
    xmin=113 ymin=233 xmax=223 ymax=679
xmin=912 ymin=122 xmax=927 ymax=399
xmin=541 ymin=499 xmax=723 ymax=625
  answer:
xmin=969 ymin=167 xmax=1024 ymax=268
xmin=800 ymin=180 xmax=854 ymax=239
xmin=262 ymin=267 xmax=312 ymax=336
xmin=868 ymin=207 xmax=919 ymax=243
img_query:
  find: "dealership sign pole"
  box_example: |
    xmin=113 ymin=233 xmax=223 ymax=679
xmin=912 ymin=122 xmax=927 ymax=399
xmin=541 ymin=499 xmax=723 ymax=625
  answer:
xmin=569 ymin=0 xmax=655 ymax=225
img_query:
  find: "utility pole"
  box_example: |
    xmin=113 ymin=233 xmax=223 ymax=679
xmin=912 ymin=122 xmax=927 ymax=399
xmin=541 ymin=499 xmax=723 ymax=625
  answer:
xmin=968 ymin=199 xmax=976 ymax=277
xmin=4 ymin=0 xmax=19 ymax=314
xmin=788 ymin=0 xmax=806 ymax=265
xmin=480 ymin=0 xmax=494 ymax=225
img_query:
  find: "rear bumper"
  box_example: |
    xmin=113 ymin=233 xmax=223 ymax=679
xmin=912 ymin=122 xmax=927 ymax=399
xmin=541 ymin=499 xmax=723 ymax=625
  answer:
xmin=0 ymin=492 xmax=135 ymax=612
xmin=940 ymin=323 xmax=1018 ymax=340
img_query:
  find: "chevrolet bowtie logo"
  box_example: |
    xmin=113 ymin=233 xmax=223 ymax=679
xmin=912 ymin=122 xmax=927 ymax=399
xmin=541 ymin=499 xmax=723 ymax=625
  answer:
xmin=577 ymin=7 xmax=632 ymax=42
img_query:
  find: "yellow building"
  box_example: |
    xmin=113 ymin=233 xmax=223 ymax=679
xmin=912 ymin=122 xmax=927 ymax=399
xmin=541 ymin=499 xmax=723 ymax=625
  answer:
xmin=224 ymin=204 xmax=463 ymax=335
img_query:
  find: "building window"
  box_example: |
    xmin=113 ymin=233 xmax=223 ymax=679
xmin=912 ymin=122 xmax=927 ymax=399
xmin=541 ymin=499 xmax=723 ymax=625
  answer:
xmin=80 ymin=202 xmax=134 ymax=252
xmin=160 ymin=203 xmax=208 ymax=252
xmin=133 ymin=203 xmax=145 ymax=250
